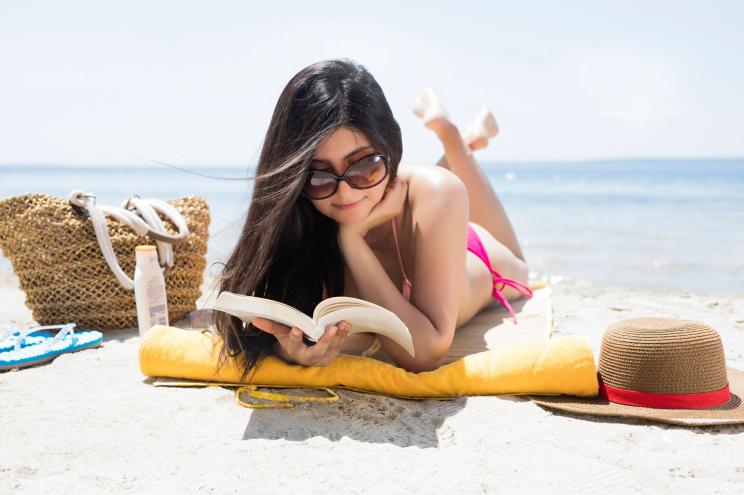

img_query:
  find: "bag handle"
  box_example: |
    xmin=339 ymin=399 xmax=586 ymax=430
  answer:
xmin=68 ymin=190 xmax=190 ymax=290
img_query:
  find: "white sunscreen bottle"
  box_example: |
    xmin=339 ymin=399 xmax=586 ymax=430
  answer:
xmin=134 ymin=245 xmax=169 ymax=337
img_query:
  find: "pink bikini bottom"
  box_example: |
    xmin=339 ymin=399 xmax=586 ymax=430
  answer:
xmin=466 ymin=225 xmax=533 ymax=323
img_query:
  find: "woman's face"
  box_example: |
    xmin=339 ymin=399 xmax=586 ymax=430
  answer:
xmin=306 ymin=127 xmax=390 ymax=225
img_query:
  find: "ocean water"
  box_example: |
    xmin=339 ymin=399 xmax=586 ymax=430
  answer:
xmin=1 ymin=159 xmax=743 ymax=294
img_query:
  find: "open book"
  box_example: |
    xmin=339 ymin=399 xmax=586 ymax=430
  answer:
xmin=212 ymin=291 xmax=415 ymax=357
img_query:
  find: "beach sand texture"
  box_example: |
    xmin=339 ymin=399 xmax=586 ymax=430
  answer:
xmin=2 ymin=271 xmax=744 ymax=493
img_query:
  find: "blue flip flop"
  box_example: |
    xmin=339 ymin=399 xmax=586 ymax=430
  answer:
xmin=0 ymin=325 xmax=60 ymax=353
xmin=0 ymin=323 xmax=103 ymax=371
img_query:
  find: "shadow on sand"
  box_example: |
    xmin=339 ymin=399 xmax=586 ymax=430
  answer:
xmin=242 ymin=390 xmax=468 ymax=448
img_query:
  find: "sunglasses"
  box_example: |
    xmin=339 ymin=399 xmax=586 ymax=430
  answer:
xmin=302 ymin=152 xmax=390 ymax=200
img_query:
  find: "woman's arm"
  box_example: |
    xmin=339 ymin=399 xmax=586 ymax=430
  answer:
xmin=339 ymin=168 xmax=469 ymax=371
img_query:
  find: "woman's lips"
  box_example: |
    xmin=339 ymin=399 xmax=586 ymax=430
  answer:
xmin=333 ymin=198 xmax=365 ymax=210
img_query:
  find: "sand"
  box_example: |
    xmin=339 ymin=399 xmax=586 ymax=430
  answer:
xmin=1 ymin=270 xmax=744 ymax=494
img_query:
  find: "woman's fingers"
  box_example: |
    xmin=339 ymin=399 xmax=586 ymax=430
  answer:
xmin=253 ymin=317 xmax=305 ymax=355
xmin=252 ymin=317 xmax=291 ymax=338
xmin=387 ymin=178 xmax=406 ymax=196
xmin=377 ymin=180 xmax=407 ymax=217
xmin=285 ymin=327 xmax=308 ymax=356
xmin=327 ymin=321 xmax=350 ymax=357
xmin=338 ymin=320 xmax=351 ymax=335
xmin=306 ymin=322 xmax=350 ymax=366
xmin=253 ymin=317 xmax=351 ymax=367
xmin=308 ymin=325 xmax=337 ymax=357
xmin=393 ymin=180 xmax=408 ymax=207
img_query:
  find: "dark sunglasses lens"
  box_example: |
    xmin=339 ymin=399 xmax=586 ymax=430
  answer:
xmin=304 ymin=171 xmax=337 ymax=199
xmin=347 ymin=155 xmax=387 ymax=189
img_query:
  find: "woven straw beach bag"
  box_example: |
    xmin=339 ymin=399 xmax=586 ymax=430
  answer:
xmin=0 ymin=192 xmax=210 ymax=329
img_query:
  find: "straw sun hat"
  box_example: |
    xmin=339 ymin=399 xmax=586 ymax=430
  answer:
xmin=530 ymin=317 xmax=744 ymax=426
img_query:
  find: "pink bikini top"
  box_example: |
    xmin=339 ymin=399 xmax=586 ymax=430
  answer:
xmin=391 ymin=217 xmax=413 ymax=301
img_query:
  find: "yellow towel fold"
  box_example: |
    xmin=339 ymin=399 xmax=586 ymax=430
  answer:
xmin=138 ymin=325 xmax=598 ymax=399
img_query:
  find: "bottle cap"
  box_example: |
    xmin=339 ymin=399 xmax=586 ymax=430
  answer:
xmin=135 ymin=245 xmax=157 ymax=253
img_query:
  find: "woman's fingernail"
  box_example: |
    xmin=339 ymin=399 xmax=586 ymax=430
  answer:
xmin=291 ymin=328 xmax=301 ymax=337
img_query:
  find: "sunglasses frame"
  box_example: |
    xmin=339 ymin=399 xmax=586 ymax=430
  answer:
xmin=301 ymin=152 xmax=390 ymax=200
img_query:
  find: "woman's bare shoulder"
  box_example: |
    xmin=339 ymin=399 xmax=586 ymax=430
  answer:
xmin=398 ymin=162 xmax=467 ymax=210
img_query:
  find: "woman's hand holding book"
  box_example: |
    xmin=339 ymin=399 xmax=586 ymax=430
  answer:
xmin=212 ymin=291 xmax=414 ymax=360
xmin=252 ymin=317 xmax=351 ymax=367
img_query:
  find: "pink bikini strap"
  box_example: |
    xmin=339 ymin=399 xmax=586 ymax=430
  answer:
xmin=391 ymin=217 xmax=412 ymax=301
xmin=489 ymin=275 xmax=533 ymax=324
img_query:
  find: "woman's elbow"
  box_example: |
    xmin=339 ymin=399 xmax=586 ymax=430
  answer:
xmin=397 ymin=336 xmax=451 ymax=373
xmin=401 ymin=358 xmax=442 ymax=373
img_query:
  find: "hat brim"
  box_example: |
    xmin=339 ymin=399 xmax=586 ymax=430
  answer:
xmin=529 ymin=368 xmax=744 ymax=427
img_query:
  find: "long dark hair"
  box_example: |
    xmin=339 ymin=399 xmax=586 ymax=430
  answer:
xmin=213 ymin=59 xmax=403 ymax=381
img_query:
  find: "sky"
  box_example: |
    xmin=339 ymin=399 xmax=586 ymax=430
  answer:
xmin=1 ymin=0 xmax=743 ymax=166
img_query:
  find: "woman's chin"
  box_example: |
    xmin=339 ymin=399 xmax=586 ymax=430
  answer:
xmin=335 ymin=214 xmax=364 ymax=226
xmin=333 ymin=208 xmax=370 ymax=226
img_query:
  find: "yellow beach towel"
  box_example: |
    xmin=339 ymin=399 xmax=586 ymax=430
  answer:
xmin=138 ymin=287 xmax=599 ymax=404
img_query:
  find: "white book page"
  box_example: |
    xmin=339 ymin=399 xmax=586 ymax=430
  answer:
xmin=212 ymin=292 xmax=318 ymax=339
xmin=313 ymin=297 xmax=415 ymax=356
xmin=312 ymin=296 xmax=385 ymax=320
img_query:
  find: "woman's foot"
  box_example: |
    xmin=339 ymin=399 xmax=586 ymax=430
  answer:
xmin=412 ymin=87 xmax=451 ymax=133
xmin=462 ymin=106 xmax=499 ymax=151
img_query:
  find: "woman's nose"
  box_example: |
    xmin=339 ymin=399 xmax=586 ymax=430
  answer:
xmin=335 ymin=180 xmax=357 ymax=199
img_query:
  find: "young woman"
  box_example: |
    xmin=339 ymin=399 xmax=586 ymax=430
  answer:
xmin=214 ymin=59 xmax=532 ymax=377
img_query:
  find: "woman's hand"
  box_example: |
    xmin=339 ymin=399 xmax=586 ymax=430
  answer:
xmin=340 ymin=178 xmax=408 ymax=237
xmin=252 ymin=317 xmax=350 ymax=367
